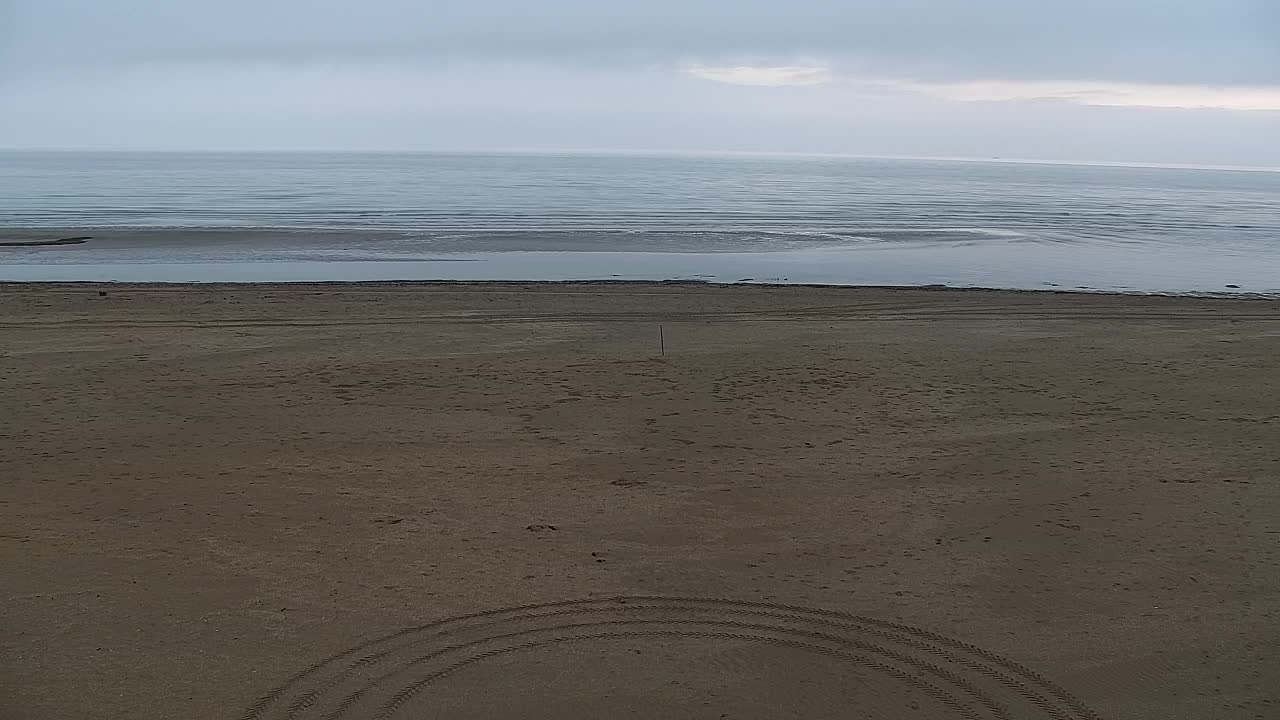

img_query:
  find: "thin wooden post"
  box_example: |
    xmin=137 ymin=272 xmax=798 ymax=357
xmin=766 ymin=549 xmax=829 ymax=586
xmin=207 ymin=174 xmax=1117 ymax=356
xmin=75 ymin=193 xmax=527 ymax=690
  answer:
xmin=659 ymin=325 xmax=665 ymax=356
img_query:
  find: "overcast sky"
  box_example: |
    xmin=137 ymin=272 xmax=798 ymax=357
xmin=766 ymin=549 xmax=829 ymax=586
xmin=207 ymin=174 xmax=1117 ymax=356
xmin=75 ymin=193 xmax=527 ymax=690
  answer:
xmin=3 ymin=0 xmax=1278 ymax=165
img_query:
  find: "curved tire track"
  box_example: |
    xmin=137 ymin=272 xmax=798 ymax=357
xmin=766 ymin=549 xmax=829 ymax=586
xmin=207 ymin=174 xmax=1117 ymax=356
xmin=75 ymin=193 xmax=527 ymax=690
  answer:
xmin=239 ymin=596 xmax=1102 ymax=720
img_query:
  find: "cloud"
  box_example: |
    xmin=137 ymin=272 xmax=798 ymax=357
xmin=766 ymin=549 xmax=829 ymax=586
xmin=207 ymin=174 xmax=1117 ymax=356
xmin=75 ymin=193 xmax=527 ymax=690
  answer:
xmin=6 ymin=60 xmax=1280 ymax=166
xmin=4 ymin=0 xmax=1279 ymax=161
xmin=675 ymin=63 xmax=1280 ymax=111
xmin=683 ymin=65 xmax=833 ymax=87
xmin=4 ymin=0 xmax=1278 ymax=86
xmin=899 ymin=79 xmax=1280 ymax=112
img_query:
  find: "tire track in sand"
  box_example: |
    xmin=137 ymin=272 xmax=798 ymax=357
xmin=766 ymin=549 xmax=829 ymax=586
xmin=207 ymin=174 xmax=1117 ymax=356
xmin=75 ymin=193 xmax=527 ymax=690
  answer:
xmin=239 ymin=596 xmax=1102 ymax=720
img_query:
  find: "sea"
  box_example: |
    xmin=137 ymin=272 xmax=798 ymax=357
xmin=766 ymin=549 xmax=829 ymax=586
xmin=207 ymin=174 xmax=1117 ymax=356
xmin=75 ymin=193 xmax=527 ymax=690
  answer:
xmin=2 ymin=151 xmax=1278 ymax=294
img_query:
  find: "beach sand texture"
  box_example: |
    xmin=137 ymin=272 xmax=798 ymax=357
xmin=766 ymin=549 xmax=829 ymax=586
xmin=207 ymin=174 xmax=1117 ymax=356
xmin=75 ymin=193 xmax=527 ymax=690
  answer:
xmin=2 ymin=283 xmax=1278 ymax=719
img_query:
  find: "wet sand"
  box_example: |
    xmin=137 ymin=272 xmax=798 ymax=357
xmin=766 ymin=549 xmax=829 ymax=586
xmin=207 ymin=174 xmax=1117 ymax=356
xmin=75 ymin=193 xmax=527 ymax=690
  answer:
xmin=2 ymin=282 xmax=1278 ymax=719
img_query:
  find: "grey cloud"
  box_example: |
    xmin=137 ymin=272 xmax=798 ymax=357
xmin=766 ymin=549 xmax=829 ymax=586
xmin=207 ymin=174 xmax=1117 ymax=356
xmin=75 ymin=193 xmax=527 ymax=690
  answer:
xmin=4 ymin=0 xmax=1277 ymax=161
xmin=5 ymin=0 xmax=1278 ymax=85
xmin=6 ymin=62 xmax=1278 ymax=167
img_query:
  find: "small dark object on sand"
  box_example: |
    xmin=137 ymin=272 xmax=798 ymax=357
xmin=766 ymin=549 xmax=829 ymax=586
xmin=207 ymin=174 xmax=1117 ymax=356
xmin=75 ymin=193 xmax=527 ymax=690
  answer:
xmin=0 ymin=236 xmax=92 ymax=247
xmin=98 ymin=291 xmax=108 ymax=297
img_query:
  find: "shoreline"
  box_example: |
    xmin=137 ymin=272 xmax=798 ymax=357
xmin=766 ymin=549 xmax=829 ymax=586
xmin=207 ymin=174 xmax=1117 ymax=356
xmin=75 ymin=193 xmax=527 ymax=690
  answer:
xmin=2 ymin=278 xmax=1276 ymax=301
xmin=5 ymin=228 xmax=1277 ymax=296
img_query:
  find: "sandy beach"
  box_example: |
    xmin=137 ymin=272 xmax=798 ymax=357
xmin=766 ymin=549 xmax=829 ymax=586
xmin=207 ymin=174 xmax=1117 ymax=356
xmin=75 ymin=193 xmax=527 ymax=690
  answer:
xmin=2 ymin=282 xmax=1277 ymax=719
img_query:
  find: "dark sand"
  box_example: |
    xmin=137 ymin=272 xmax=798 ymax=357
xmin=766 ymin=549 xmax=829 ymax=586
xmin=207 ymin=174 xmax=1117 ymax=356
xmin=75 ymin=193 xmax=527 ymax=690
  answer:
xmin=2 ymin=282 xmax=1278 ymax=719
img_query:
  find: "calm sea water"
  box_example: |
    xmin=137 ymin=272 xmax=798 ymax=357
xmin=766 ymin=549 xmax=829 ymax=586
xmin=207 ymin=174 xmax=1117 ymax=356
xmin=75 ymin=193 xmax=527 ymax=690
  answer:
xmin=2 ymin=151 xmax=1278 ymax=293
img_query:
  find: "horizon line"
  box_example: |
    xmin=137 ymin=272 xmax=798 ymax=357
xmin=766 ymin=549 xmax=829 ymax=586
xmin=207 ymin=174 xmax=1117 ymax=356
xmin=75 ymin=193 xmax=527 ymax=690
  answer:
xmin=2 ymin=146 xmax=1278 ymax=174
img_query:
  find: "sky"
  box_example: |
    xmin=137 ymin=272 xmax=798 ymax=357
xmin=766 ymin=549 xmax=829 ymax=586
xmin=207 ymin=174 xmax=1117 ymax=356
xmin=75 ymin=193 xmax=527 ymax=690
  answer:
xmin=2 ymin=0 xmax=1278 ymax=165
